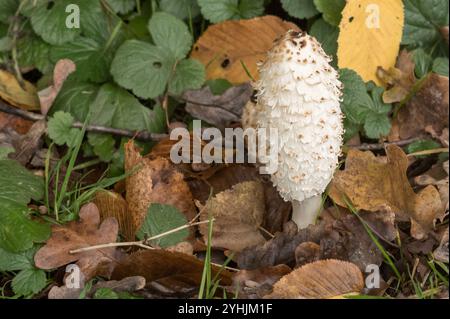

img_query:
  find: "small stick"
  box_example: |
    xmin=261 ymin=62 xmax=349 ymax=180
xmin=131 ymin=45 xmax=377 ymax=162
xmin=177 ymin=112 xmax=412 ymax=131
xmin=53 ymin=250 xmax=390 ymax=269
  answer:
xmin=407 ymin=148 xmax=449 ymax=157
xmin=351 ymin=137 xmax=421 ymax=151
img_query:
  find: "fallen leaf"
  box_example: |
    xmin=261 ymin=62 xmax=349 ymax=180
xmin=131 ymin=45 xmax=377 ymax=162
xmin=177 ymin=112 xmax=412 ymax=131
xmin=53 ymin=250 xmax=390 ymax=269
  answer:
xmin=294 ymin=242 xmax=321 ymax=267
xmin=433 ymin=228 xmax=449 ymax=263
xmin=48 ymin=276 xmax=146 ymax=299
xmin=93 ymin=190 xmax=133 ymax=241
xmin=183 ymin=83 xmax=253 ymax=128
xmin=190 ymin=15 xmax=298 ymax=84
xmin=111 ymin=249 xmax=232 ymax=295
xmin=396 ymin=73 xmax=449 ymax=140
xmin=377 ymin=50 xmax=416 ymax=103
xmin=34 ymin=203 xmax=119 ymax=281
xmin=38 ymin=59 xmax=76 ymax=115
xmin=329 ymin=145 xmax=443 ymax=239
xmin=0 ymin=69 xmax=40 ymax=111
xmin=337 ymin=0 xmax=404 ymax=85
xmin=9 ymin=120 xmax=46 ymax=165
xmin=0 ymin=109 xmax=33 ymax=134
xmin=199 ymin=181 xmax=266 ymax=252
xmin=266 ymin=259 xmax=364 ymax=299
xmin=125 ymin=141 xmax=197 ymax=236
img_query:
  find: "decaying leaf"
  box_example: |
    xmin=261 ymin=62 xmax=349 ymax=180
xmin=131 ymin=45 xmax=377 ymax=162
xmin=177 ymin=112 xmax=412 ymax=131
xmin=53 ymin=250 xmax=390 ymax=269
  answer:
xmin=337 ymin=0 xmax=404 ymax=85
xmin=377 ymin=50 xmax=416 ymax=103
xmin=0 ymin=110 xmax=33 ymax=135
xmin=93 ymin=190 xmax=133 ymax=241
xmin=48 ymin=276 xmax=146 ymax=299
xmin=183 ymin=83 xmax=253 ymax=128
xmin=191 ymin=15 xmax=299 ymax=84
xmin=8 ymin=120 xmax=46 ymax=165
xmin=329 ymin=145 xmax=443 ymax=239
xmin=38 ymin=59 xmax=76 ymax=115
xmin=199 ymin=181 xmax=266 ymax=252
xmin=0 ymin=69 xmax=40 ymax=111
xmin=396 ymin=73 xmax=449 ymax=140
xmin=111 ymin=249 xmax=232 ymax=296
xmin=34 ymin=203 xmax=118 ymax=281
xmin=434 ymin=228 xmax=449 ymax=263
xmin=266 ymin=259 xmax=364 ymax=299
xmin=125 ymin=141 xmax=196 ymax=236
xmin=294 ymin=242 xmax=321 ymax=267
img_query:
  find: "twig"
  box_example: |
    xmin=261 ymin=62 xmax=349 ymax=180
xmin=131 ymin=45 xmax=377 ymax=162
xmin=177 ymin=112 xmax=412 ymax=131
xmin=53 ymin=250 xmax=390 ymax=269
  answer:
xmin=0 ymin=100 xmax=168 ymax=141
xmin=69 ymin=220 xmax=212 ymax=254
xmin=351 ymin=137 xmax=421 ymax=151
xmin=407 ymin=148 xmax=449 ymax=157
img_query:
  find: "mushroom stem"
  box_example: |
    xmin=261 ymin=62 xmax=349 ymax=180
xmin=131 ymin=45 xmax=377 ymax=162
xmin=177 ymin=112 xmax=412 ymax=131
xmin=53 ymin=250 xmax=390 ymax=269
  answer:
xmin=291 ymin=195 xmax=323 ymax=229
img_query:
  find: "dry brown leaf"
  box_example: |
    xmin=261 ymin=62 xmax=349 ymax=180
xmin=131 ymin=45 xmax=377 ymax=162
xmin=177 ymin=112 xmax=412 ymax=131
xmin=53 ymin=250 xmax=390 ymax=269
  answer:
xmin=396 ymin=73 xmax=449 ymax=140
xmin=199 ymin=181 xmax=266 ymax=252
xmin=93 ymin=190 xmax=133 ymax=241
xmin=34 ymin=203 xmax=118 ymax=281
xmin=190 ymin=15 xmax=298 ymax=84
xmin=183 ymin=83 xmax=253 ymax=128
xmin=38 ymin=59 xmax=76 ymax=115
xmin=294 ymin=242 xmax=321 ymax=267
xmin=434 ymin=228 xmax=449 ymax=263
xmin=125 ymin=141 xmax=196 ymax=236
xmin=8 ymin=120 xmax=46 ymax=165
xmin=377 ymin=50 xmax=416 ymax=103
xmin=0 ymin=69 xmax=40 ymax=111
xmin=111 ymin=249 xmax=232 ymax=294
xmin=266 ymin=259 xmax=364 ymax=299
xmin=0 ymin=109 xmax=33 ymax=134
xmin=329 ymin=145 xmax=443 ymax=239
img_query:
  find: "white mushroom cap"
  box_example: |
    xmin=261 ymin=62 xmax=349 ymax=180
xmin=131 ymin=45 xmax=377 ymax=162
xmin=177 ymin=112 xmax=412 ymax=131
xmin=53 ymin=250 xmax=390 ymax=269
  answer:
xmin=256 ymin=30 xmax=344 ymax=205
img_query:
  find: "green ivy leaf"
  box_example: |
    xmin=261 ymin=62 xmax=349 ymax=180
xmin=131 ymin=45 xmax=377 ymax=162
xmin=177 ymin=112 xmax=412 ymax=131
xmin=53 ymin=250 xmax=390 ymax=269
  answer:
xmin=412 ymin=48 xmax=433 ymax=78
xmin=136 ymin=203 xmax=189 ymax=248
xmin=0 ymin=0 xmax=18 ymax=23
xmin=310 ymin=19 xmax=338 ymax=65
xmin=106 ymin=0 xmax=135 ymax=14
xmin=47 ymin=111 xmax=81 ymax=148
xmin=402 ymin=0 xmax=449 ymax=49
xmin=281 ymin=0 xmax=319 ymax=19
xmin=12 ymin=268 xmax=47 ymax=297
xmin=313 ymin=0 xmax=345 ymax=26
xmin=433 ymin=57 xmax=449 ymax=77
xmin=159 ymin=0 xmax=201 ymax=20
xmin=111 ymin=39 xmax=174 ymax=99
xmin=169 ymin=59 xmax=206 ymax=95
xmin=0 ymin=160 xmax=50 ymax=252
xmin=198 ymin=0 xmax=264 ymax=23
xmin=148 ymin=12 xmax=193 ymax=60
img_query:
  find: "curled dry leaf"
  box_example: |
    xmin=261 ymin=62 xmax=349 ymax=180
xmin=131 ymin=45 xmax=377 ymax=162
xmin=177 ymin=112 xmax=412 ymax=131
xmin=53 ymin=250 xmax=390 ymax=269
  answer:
xmin=266 ymin=259 xmax=364 ymax=299
xmin=125 ymin=141 xmax=196 ymax=236
xmin=329 ymin=145 xmax=442 ymax=239
xmin=48 ymin=276 xmax=146 ymax=299
xmin=0 ymin=69 xmax=40 ymax=111
xmin=199 ymin=181 xmax=266 ymax=252
xmin=8 ymin=120 xmax=46 ymax=165
xmin=111 ymin=249 xmax=232 ymax=294
xmin=38 ymin=59 xmax=76 ymax=115
xmin=93 ymin=190 xmax=133 ymax=241
xmin=191 ymin=15 xmax=299 ymax=84
xmin=183 ymin=83 xmax=253 ymax=128
xmin=34 ymin=203 xmax=118 ymax=281
xmin=434 ymin=228 xmax=449 ymax=263
xmin=295 ymin=242 xmax=320 ymax=267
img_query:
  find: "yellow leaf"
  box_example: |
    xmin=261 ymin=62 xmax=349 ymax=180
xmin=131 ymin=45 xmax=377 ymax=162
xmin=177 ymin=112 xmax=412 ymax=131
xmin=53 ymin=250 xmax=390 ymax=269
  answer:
xmin=190 ymin=15 xmax=298 ymax=84
xmin=337 ymin=0 xmax=404 ymax=85
xmin=0 ymin=69 xmax=40 ymax=111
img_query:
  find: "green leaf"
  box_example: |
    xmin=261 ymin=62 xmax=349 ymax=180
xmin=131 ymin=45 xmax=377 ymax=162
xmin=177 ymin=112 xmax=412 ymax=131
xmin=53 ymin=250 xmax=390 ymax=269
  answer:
xmin=343 ymin=118 xmax=360 ymax=142
xmin=148 ymin=12 xmax=193 ymax=60
xmin=402 ymin=0 xmax=449 ymax=49
xmin=433 ymin=57 xmax=449 ymax=77
xmin=12 ymin=268 xmax=47 ymax=296
xmin=0 ymin=160 xmax=50 ymax=252
xmin=0 ymin=146 xmax=14 ymax=159
xmin=111 ymin=39 xmax=174 ymax=99
xmin=87 ymin=133 xmax=116 ymax=162
xmin=17 ymin=33 xmax=52 ymax=74
xmin=406 ymin=140 xmax=442 ymax=158
xmin=198 ymin=0 xmax=264 ymax=23
xmin=309 ymin=19 xmax=338 ymax=63
xmin=136 ymin=203 xmax=189 ymax=248
xmin=169 ymin=59 xmax=206 ymax=95
xmin=413 ymin=49 xmax=433 ymax=78
xmin=206 ymin=79 xmax=233 ymax=95
xmin=94 ymin=288 xmax=119 ymax=299
xmin=0 ymin=246 xmax=36 ymax=271
xmin=0 ymin=0 xmax=18 ymax=23
xmin=47 ymin=111 xmax=81 ymax=148
xmin=364 ymin=113 xmax=391 ymax=139
xmin=313 ymin=0 xmax=345 ymax=26
xmin=106 ymin=0 xmax=135 ymax=14
xmin=159 ymin=0 xmax=200 ymax=20
xmin=281 ymin=0 xmax=319 ymax=19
